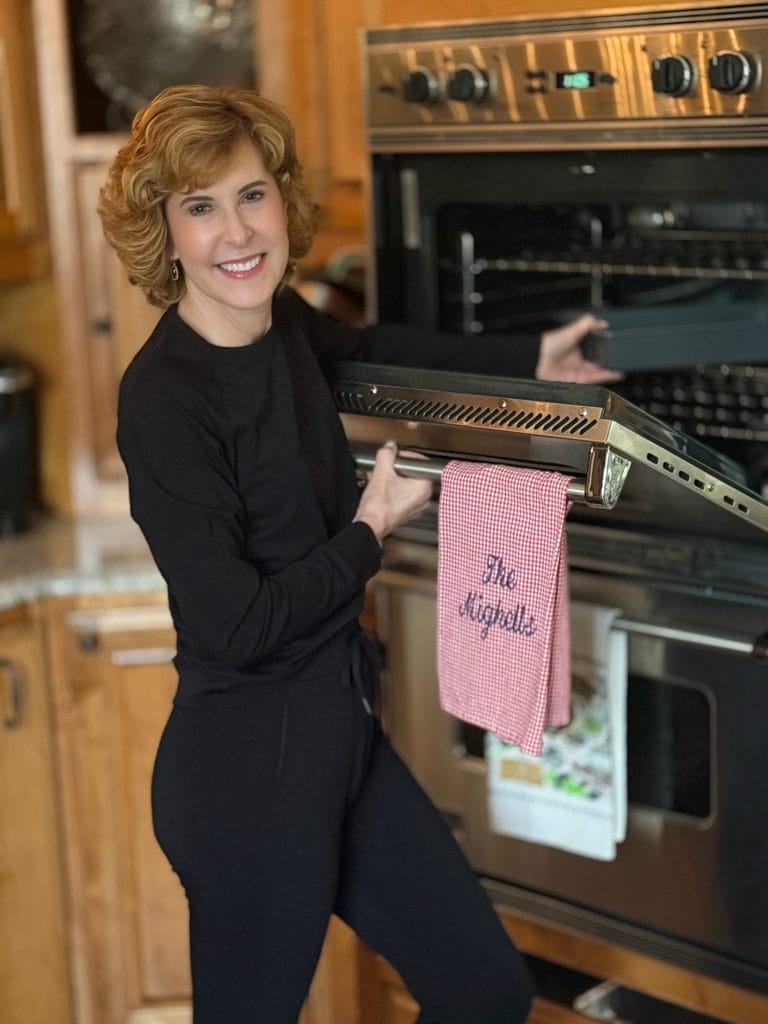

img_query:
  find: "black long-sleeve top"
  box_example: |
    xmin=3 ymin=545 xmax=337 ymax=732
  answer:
xmin=117 ymin=286 xmax=541 ymax=706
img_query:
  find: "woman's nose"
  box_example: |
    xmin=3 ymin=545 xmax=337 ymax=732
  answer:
xmin=223 ymin=206 xmax=252 ymax=245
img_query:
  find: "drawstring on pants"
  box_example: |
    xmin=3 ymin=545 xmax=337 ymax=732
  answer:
xmin=348 ymin=630 xmax=377 ymax=716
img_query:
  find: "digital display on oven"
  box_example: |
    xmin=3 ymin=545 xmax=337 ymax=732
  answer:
xmin=556 ymin=70 xmax=596 ymax=90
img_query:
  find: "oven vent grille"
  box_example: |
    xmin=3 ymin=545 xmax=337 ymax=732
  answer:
xmin=333 ymin=388 xmax=599 ymax=437
xmin=367 ymin=4 xmax=768 ymax=43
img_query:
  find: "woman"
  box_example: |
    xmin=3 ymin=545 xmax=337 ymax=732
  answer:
xmin=99 ymin=84 xmax=615 ymax=1024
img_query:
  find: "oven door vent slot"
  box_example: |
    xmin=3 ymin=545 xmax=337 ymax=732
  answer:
xmin=334 ymin=388 xmax=601 ymax=437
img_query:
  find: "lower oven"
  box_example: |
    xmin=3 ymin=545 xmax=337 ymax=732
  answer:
xmin=373 ymin=526 xmax=768 ymax=994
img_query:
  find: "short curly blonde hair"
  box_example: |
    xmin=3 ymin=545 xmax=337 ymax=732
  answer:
xmin=98 ymin=84 xmax=320 ymax=308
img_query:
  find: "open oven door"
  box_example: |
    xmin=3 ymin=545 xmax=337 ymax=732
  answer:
xmin=331 ymin=362 xmax=768 ymax=993
xmin=331 ymin=361 xmax=768 ymax=543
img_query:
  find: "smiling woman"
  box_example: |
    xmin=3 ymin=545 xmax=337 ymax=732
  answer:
xmin=93 ymin=82 xmax=617 ymax=1024
xmin=97 ymin=85 xmax=318 ymax=314
xmin=164 ymin=144 xmax=290 ymax=346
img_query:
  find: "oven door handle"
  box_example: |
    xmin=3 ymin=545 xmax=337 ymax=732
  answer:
xmin=353 ymin=445 xmax=630 ymax=509
xmin=613 ymin=617 xmax=768 ymax=659
xmin=374 ymin=572 xmax=768 ymax=660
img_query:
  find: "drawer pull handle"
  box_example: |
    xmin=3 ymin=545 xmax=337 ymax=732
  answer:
xmin=0 ymin=657 xmax=23 ymax=728
xmin=111 ymin=647 xmax=176 ymax=667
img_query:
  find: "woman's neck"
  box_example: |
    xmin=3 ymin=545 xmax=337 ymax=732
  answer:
xmin=177 ymin=295 xmax=272 ymax=348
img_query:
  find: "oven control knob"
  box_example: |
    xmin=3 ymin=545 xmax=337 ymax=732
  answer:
xmin=403 ymin=66 xmax=442 ymax=103
xmin=708 ymin=50 xmax=759 ymax=93
xmin=447 ymin=64 xmax=490 ymax=102
xmin=651 ymin=54 xmax=696 ymax=96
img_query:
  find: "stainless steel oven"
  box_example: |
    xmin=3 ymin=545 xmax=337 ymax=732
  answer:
xmin=331 ymin=2 xmax=768 ymax=998
xmin=363 ymin=0 xmax=768 ymax=493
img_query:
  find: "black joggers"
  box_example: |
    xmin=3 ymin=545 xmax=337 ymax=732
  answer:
xmin=151 ymin=667 xmax=535 ymax=1024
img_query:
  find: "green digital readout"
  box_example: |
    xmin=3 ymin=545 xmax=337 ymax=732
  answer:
xmin=556 ymin=71 xmax=596 ymax=90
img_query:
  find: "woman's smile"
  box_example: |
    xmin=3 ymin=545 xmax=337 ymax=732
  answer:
xmin=217 ymin=253 xmax=265 ymax=275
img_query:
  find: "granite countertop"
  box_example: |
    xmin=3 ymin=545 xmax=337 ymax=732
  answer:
xmin=0 ymin=516 xmax=164 ymax=612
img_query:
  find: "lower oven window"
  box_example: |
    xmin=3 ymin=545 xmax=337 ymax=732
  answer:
xmin=458 ymin=675 xmax=712 ymax=821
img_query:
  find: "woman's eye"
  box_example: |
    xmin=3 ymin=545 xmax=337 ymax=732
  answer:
xmin=243 ymin=190 xmax=265 ymax=203
xmin=188 ymin=203 xmax=212 ymax=216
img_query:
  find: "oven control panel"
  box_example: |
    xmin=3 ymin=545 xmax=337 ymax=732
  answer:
xmin=364 ymin=5 xmax=768 ymax=146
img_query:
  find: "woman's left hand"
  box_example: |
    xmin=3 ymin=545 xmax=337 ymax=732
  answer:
xmin=536 ymin=314 xmax=624 ymax=384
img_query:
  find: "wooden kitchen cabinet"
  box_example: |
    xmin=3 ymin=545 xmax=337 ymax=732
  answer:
xmin=258 ymin=0 xmax=382 ymax=265
xmin=357 ymin=941 xmax=593 ymax=1024
xmin=0 ymin=0 xmax=49 ymax=280
xmin=356 ymin=903 xmax=768 ymax=1024
xmin=30 ymin=0 xmax=166 ymax=514
xmin=0 ymin=604 xmax=71 ymax=1024
xmin=74 ymin=161 xmax=161 ymax=485
xmin=44 ymin=592 xmax=187 ymax=1024
xmin=43 ymin=589 xmax=358 ymax=1024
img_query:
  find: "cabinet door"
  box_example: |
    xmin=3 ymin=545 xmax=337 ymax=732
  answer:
xmin=357 ymin=943 xmax=419 ymax=1024
xmin=110 ymin=635 xmax=192 ymax=1004
xmin=258 ymin=0 xmax=382 ymax=264
xmin=48 ymin=595 xmax=362 ymax=1024
xmin=0 ymin=609 xmax=71 ymax=1024
xmin=47 ymin=597 xmax=187 ymax=1024
xmin=0 ymin=0 xmax=49 ymax=279
xmin=75 ymin=163 xmax=162 ymax=490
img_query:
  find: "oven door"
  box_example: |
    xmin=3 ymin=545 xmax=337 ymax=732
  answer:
xmin=374 ymin=538 xmax=768 ymax=992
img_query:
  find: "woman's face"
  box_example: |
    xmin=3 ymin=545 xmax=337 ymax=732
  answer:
xmin=165 ymin=140 xmax=289 ymax=344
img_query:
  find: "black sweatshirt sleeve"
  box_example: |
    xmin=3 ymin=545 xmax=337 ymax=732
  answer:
xmin=274 ymin=285 xmax=542 ymax=377
xmin=117 ymin=372 xmax=381 ymax=671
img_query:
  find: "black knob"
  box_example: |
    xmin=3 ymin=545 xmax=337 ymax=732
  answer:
xmin=403 ymin=67 xmax=441 ymax=103
xmin=708 ymin=50 xmax=759 ymax=94
xmin=447 ymin=64 xmax=490 ymax=102
xmin=651 ymin=54 xmax=696 ymax=96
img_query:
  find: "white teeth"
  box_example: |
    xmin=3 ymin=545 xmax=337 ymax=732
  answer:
xmin=220 ymin=254 xmax=263 ymax=272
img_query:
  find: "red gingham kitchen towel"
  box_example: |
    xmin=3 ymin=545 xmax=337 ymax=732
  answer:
xmin=437 ymin=461 xmax=572 ymax=756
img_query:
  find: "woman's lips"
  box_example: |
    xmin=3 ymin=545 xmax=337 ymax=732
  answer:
xmin=217 ymin=254 xmax=265 ymax=275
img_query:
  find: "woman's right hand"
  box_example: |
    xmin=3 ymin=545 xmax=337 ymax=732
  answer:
xmin=353 ymin=441 xmax=433 ymax=544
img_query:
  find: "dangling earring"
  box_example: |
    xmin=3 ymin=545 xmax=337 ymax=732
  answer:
xmin=170 ymin=259 xmax=181 ymax=282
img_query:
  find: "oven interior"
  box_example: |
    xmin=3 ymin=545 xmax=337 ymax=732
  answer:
xmin=373 ymin=146 xmax=768 ymax=491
